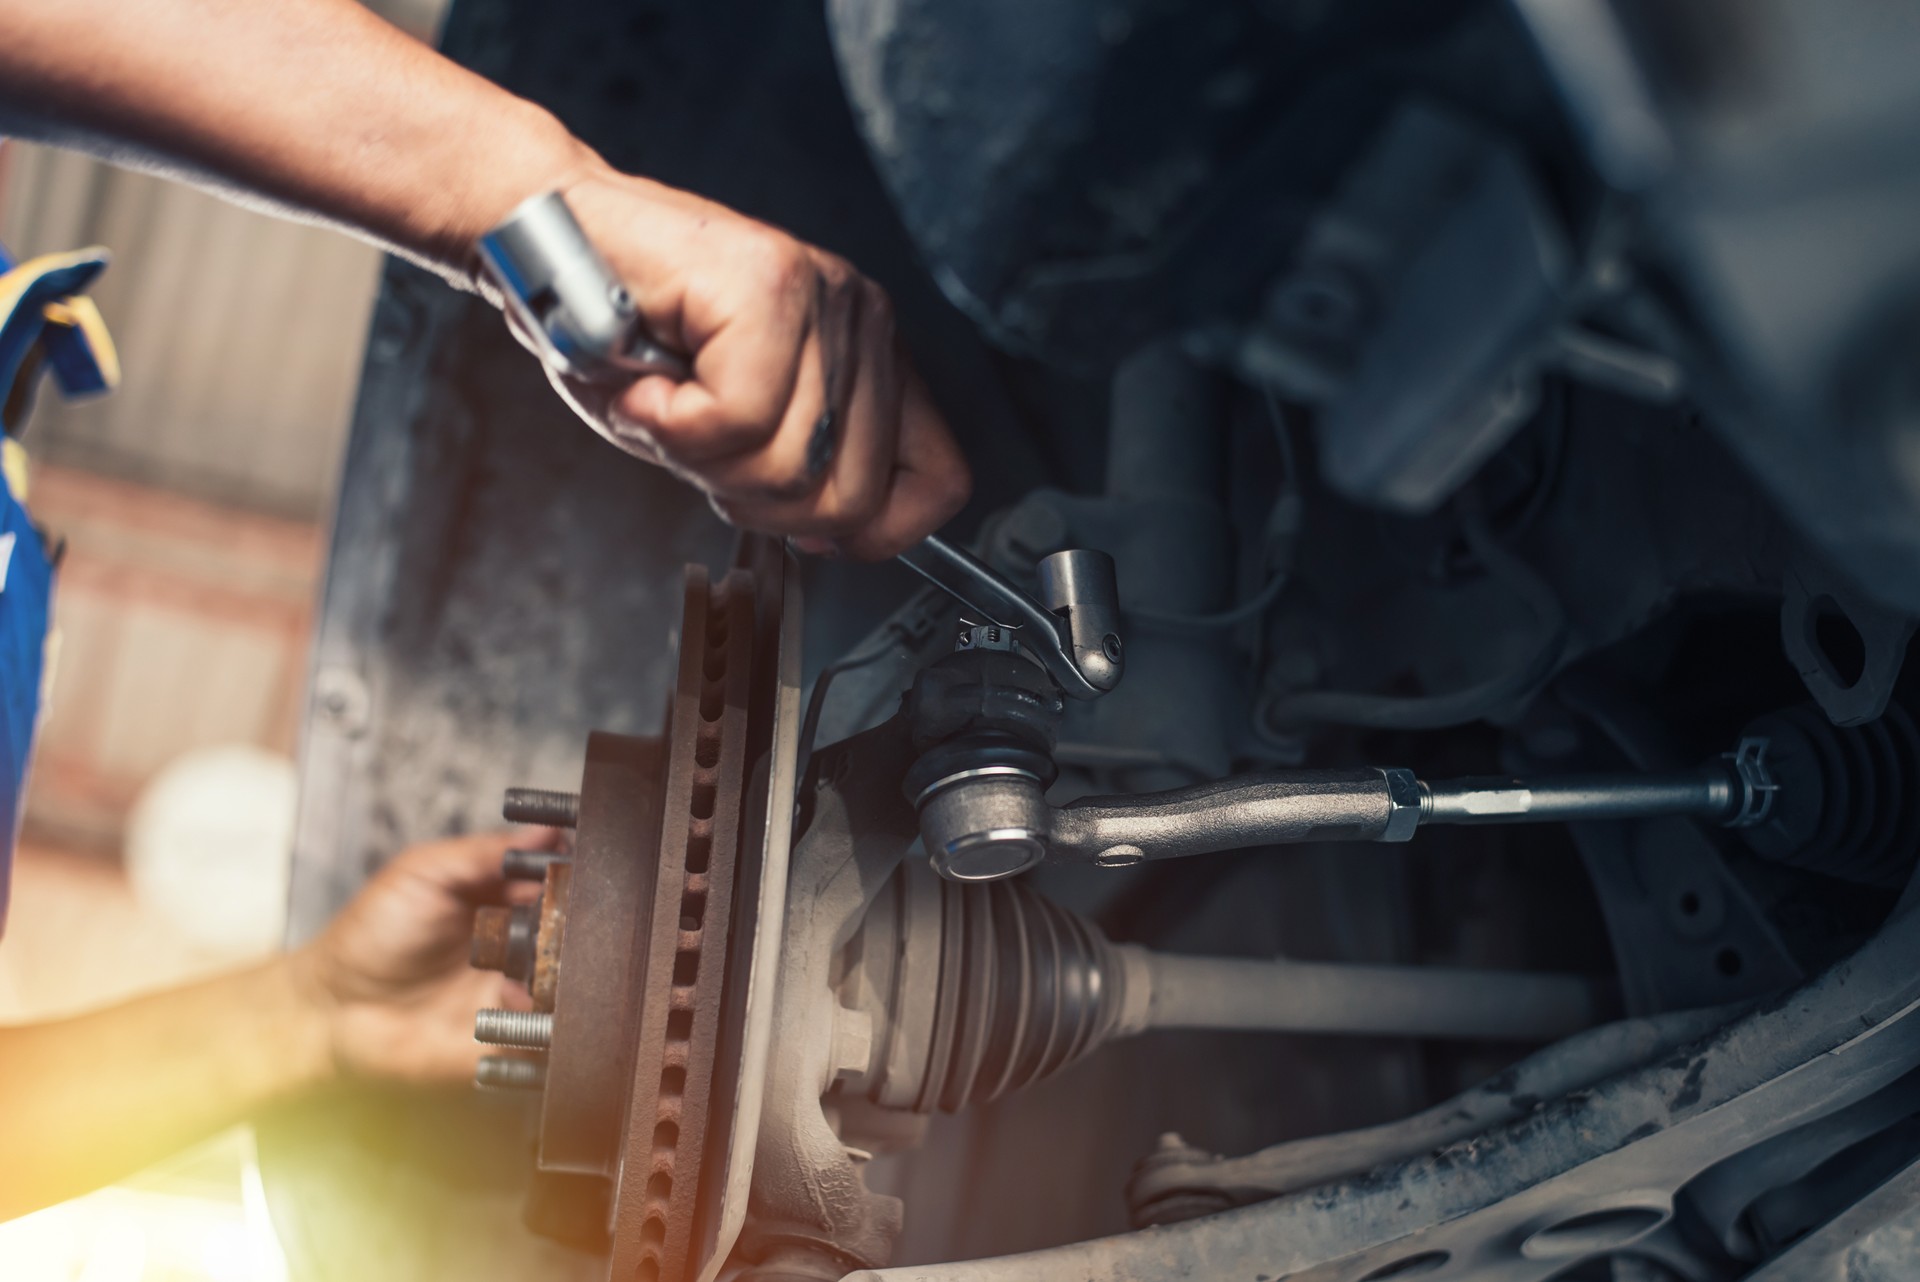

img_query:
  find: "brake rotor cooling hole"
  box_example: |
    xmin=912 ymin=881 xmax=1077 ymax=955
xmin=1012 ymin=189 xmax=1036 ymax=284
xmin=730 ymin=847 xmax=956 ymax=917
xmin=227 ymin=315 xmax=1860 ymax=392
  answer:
xmin=1521 ymin=1205 xmax=1667 ymax=1258
xmin=1359 ymin=1250 xmax=1450 ymax=1280
xmin=1716 ymin=947 xmax=1744 ymax=977
xmin=1677 ymin=891 xmax=1700 ymax=917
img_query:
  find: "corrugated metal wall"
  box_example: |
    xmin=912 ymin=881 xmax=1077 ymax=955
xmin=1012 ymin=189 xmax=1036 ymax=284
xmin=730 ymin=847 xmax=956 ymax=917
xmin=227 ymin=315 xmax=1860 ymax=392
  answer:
xmin=0 ymin=145 xmax=384 ymax=519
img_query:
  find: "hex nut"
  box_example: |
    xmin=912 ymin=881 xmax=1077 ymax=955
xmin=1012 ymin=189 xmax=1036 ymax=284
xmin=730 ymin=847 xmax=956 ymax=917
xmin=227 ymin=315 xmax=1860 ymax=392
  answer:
xmin=1380 ymin=767 xmax=1423 ymax=843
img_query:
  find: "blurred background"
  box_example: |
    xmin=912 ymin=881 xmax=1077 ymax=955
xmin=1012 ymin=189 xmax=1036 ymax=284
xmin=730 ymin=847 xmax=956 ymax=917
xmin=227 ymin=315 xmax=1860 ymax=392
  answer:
xmin=0 ymin=2 xmax=445 ymax=1277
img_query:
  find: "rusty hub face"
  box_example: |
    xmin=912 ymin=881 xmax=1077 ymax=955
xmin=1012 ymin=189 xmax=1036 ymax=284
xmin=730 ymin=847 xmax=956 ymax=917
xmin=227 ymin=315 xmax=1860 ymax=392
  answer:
xmin=473 ymin=557 xmax=781 ymax=1282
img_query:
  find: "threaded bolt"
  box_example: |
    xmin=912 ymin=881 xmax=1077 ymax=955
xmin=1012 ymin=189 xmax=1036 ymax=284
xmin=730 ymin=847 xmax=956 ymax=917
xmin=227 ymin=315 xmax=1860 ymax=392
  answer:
xmin=503 ymin=788 xmax=579 ymax=828
xmin=502 ymin=848 xmax=565 ymax=881
xmin=475 ymin=1055 xmax=548 ymax=1091
xmin=475 ymin=1008 xmax=553 ymax=1050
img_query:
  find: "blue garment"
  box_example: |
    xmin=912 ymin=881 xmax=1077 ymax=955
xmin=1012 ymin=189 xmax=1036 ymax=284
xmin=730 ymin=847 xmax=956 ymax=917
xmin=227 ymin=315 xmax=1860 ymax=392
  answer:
xmin=0 ymin=464 xmax=50 ymax=937
xmin=0 ymin=233 xmax=116 ymax=937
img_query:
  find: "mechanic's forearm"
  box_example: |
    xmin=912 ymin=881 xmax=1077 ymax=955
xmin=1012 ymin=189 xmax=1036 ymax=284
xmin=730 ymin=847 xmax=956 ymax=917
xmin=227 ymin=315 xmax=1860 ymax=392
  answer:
xmin=0 ymin=954 xmax=332 ymax=1221
xmin=0 ymin=0 xmax=596 ymax=278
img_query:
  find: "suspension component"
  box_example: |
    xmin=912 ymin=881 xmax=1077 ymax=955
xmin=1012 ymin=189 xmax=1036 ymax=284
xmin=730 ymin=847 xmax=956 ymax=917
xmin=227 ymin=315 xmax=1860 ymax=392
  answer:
xmin=841 ymin=862 xmax=1125 ymax=1113
xmin=914 ymin=732 xmax=1783 ymax=880
xmin=833 ymin=862 xmax=1609 ymax=1116
xmin=1737 ymin=703 xmax=1920 ymax=888
xmin=896 ymin=535 xmax=1123 ymax=700
xmin=903 ymin=643 xmax=1065 ymax=881
xmin=913 ymin=699 xmax=1920 ymax=885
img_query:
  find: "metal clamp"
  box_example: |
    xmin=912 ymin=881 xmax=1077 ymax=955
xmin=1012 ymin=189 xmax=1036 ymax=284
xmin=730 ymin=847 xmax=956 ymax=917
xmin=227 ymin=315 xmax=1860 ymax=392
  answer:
xmin=1722 ymin=735 xmax=1778 ymax=829
xmin=897 ymin=534 xmax=1124 ymax=700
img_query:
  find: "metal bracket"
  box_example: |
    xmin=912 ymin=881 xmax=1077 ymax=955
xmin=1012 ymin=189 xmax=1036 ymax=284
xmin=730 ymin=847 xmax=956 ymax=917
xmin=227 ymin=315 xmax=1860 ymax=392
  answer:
xmin=1780 ymin=559 xmax=1916 ymax=727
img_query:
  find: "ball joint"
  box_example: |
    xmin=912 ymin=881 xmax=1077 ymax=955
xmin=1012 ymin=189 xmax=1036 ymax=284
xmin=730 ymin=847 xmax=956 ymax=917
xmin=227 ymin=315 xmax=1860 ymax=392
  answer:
xmin=903 ymin=646 xmax=1064 ymax=882
xmin=914 ymin=764 xmax=1052 ymax=881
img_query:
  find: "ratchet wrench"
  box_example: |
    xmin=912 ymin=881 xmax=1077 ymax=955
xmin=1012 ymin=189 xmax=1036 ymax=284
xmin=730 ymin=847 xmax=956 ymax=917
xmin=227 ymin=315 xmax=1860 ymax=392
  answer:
xmin=477 ymin=190 xmax=1125 ymax=700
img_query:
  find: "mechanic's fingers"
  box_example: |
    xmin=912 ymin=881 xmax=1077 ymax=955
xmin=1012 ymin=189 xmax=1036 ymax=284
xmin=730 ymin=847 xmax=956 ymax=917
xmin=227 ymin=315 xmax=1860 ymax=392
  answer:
xmin=492 ymin=974 xmax=537 ymax=1013
xmin=709 ymin=282 xmax=903 ymax=540
xmin=534 ymin=174 xmax=954 ymax=548
xmin=833 ymin=368 xmax=971 ymax=560
xmin=389 ymin=829 xmax=514 ymax=888
xmin=696 ymin=309 xmax=839 ymax=501
xmin=633 ymin=257 xmax=868 ymax=512
xmin=391 ymin=826 xmax=561 ymax=899
xmin=612 ymin=232 xmax=825 ymax=466
xmin=822 ymin=286 xmax=905 ymax=526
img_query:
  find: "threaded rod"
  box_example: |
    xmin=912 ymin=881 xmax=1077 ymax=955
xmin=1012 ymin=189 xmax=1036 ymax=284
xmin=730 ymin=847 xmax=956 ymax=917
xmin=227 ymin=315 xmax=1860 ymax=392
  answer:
xmin=503 ymin=788 xmax=579 ymax=828
xmin=475 ymin=1055 xmax=548 ymax=1090
xmin=475 ymin=1008 xmax=553 ymax=1050
xmin=1419 ymin=769 xmax=1734 ymax=827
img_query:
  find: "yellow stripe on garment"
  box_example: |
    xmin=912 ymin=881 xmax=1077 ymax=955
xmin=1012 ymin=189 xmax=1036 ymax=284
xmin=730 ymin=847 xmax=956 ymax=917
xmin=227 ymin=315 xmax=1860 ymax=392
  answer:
xmin=0 ymin=247 xmax=109 ymax=322
xmin=1 ymin=439 xmax=27 ymax=503
xmin=42 ymin=296 xmax=119 ymax=391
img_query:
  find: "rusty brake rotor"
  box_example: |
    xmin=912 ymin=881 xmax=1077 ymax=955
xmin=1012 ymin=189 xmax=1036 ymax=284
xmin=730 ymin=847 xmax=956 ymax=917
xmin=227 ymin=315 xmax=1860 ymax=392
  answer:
xmin=472 ymin=543 xmax=797 ymax=1282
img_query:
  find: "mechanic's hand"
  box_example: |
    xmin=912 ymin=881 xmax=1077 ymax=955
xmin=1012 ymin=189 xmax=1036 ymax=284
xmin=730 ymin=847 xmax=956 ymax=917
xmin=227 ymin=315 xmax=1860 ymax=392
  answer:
xmin=515 ymin=166 xmax=971 ymax=560
xmin=290 ymin=829 xmax=556 ymax=1086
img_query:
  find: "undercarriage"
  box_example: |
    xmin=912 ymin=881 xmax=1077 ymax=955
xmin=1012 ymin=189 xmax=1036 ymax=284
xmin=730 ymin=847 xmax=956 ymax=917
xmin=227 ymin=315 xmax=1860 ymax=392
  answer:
xmin=270 ymin=2 xmax=1920 ymax=1280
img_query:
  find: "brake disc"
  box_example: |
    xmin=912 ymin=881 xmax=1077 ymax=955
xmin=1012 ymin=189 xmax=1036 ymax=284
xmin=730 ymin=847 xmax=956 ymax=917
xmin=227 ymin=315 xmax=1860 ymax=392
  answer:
xmin=476 ymin=545 xmax=800 ymax=1282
